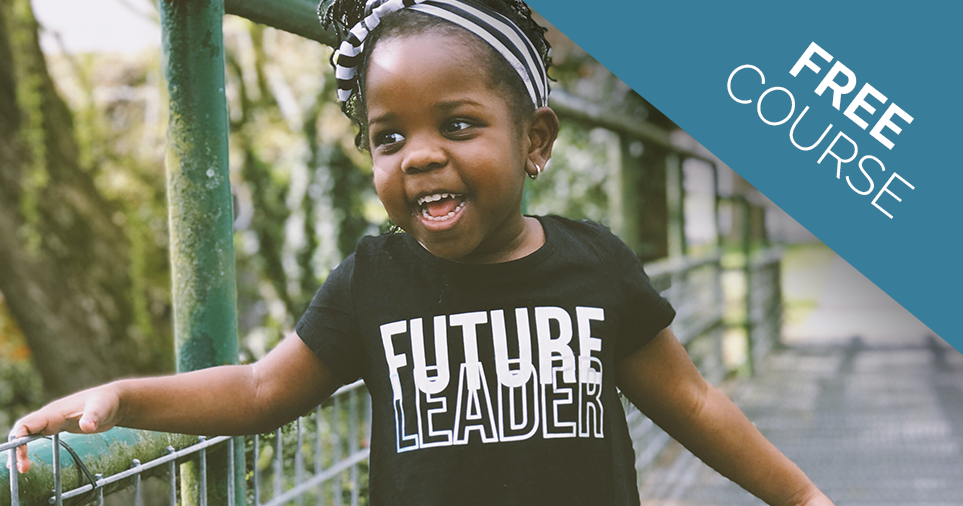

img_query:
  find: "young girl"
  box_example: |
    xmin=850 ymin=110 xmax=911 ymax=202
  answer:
xmin=11 ymin=1 xmax=835 ymax=504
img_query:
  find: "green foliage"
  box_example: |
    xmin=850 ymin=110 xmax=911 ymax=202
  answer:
xmin=9 ymin=0 xmax=48 ymax=253
xmin=0 ymin=298 xmax=42 ymax=434
xmin=5 ymin=0 xmax=667 ymax=410
xmin=41 ymin=42 xmax=174 ymax=369
xmin=527 ymin=28 xmax=656 ymax=228
xmin=527 ymin=124 xmax=616 ymax=223
xmin=221 ymin=20 xmax=383 ymax=361
xmin=0 ymin=353 xmax=43 ymax=435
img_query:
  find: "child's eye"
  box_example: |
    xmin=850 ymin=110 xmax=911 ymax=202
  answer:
xmin=443 ymin=119 xmax=474 ymax=135
xmin=374 ymin=131 xmax=405 ymax=148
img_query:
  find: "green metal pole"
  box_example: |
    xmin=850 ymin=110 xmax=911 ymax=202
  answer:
xmin=159 ymin=0 xmax=244 ymax=504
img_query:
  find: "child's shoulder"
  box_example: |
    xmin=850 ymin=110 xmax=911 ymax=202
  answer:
xmin=539 ymin=215 xmax=625 ymax=246
xmin=538 ymin=215 xmax=636 ymax=262
xmin=320 ymin=233 xmax=410 ymax=289
xmin=540 ymin=214 xmax=619 ymax=239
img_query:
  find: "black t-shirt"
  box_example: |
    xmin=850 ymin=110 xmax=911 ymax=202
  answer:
xmin=297 ymin=215 xmax=675 ymax=505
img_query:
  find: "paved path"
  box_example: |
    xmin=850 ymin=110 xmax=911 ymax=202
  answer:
xmin=639 ymin=336 xmax=963 ymax=506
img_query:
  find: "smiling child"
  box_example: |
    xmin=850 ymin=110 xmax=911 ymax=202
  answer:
xmin=10 ymin=1 xmax=835 ymax=504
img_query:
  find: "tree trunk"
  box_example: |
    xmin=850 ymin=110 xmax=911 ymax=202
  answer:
xmin=0 ymin=0 xmax=172 ymax=399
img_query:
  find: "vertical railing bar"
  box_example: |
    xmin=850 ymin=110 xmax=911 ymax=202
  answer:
xmin=133 ymin=458 xmax=144 ymax=506
xmin=296 ymin=418 xmax=304 ymax=506
xmin=315 ymin=405 xmax=323 ymax=475
xmin=8 ymin=438 xmax=19 ymax=506
xmin=741 ymin=199 xmax=755 ymax=376
xmin=331 ymin=397 xmax=342 ymax=506
xmin=349 ymin=390 xmax=359 ymax=506
xmin=348 ymin=389 xmax=358 ymax=455
xmin=316 ymin=405 xmax=325 ymax=506
xmin=253 ymin=434 xmax=260 ymax=506
xmin=365 ymin=392 xmax=372 ymax=444
xmin=666 ymin=152 xmax=685 ymax=258
xmin=773 ymin=254 xmax=784 ymax=350
xmin=168 ymin=446 xmax=177 ymax=506
xmin=52 ymin=433 xmax=62 ymax=506
xmin=227 ymin=438 xmax=236 ymax=506
xmin=273 ymin=428 xmax=282 ymax=500
xmin=364 ymin=386 xmax=372 ymax=503
xmin=95 ymin=474 xmax=104 ymax=506
xmin=199 ymin=436 xmax=208 ymax=506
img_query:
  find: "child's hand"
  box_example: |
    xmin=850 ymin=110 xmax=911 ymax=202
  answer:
xmin=6 ymin=384 xmax=122 ymax=474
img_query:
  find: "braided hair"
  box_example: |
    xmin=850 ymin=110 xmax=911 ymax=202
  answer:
xmin=319 ymin=0 xmax=553 ymax=149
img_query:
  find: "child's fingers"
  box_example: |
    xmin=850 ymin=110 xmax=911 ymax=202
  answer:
xmin=4 ymin=441 xmax=31 ymax=474
xmin=6 ymin=423 xmax=36 ymax=474
xmin=5 ymin=387 xmax=120 ymax=473
xmin=16 ymin=444 xmax=31 ymax=474
xmin=4 ymin=446 xmax=33 ymax=474
xmin=6 ymin=396 xmax=91 ymax=473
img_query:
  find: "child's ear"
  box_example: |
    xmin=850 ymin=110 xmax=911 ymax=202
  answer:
xmin=525 ymin=106 xmax=559 ymax=175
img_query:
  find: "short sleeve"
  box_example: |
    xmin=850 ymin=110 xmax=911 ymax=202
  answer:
xmin=296 ymin=255 xmax=366 ymax=384
xmin=615 ymin=246 xmax=676 ymax=358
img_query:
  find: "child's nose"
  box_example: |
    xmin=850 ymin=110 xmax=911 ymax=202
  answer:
xmin=401 ymin=136 xmax=447 ymax=174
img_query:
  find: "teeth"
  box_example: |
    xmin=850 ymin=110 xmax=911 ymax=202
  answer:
xmin=417 ymin=193 xmax=458 ymax=206
xmin=420 ymin=200 xmax=466 ymax=221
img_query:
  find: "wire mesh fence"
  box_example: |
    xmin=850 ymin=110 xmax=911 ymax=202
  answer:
xmin=3 ymin=381 xmax=368 ymax=506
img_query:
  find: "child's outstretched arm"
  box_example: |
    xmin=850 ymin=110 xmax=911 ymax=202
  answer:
xmin=616 ymin=328 xmax=834 ymax=506
xmin=8 ymin=334 xmax=339 ymax=474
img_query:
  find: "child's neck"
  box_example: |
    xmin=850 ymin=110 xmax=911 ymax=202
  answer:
xmin=419 ymin=216 xmax=546 ymax=265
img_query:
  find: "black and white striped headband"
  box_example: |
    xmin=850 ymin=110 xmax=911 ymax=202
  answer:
xmin=329 ymin=0 xmax=549 ymax=108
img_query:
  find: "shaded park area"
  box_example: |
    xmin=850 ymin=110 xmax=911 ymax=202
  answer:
xmin=2 ymin=0 xmax=960 ymax=505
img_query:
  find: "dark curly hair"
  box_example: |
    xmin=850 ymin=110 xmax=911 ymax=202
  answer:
xmin=319 ymin=0 xmax=553 ymax=149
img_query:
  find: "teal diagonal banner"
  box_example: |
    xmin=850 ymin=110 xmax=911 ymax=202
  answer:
xmin=527 ymin=0 xmax=962 ymax=349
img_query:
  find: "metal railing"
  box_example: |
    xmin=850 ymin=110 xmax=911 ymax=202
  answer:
xmin=3 ymin=239 xmax=783 ymax=506
xmin=3 ymin=431 xmax=233 ymax=506
xmin=747 ymin=248 xmax=783 ymax=371
xmin=3 ymin=381 xmax=369 ymax=506
xmin=250 ymin=380 xmax=369 ymax=506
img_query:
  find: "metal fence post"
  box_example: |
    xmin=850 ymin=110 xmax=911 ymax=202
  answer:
xmin=665 ymin=153 xmax=686 ymax=258
xmin=159 ymin=0 xmax=245 ymax=504
xmin=740 ymin=197 xmax=755 ymax=376
xmin=612 ymin=134 xmax=643 ymax=255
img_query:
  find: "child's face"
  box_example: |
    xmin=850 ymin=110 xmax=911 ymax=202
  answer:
xmin=365 ymin=31 xmax=532 ymax=262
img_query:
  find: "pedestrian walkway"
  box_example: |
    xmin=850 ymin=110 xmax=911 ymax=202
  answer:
xmin=639 ymin=335 xmax=963 ymax=506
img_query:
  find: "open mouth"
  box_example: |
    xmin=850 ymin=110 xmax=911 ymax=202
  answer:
xmin=416 ymin=192 xmax=466 ymax=222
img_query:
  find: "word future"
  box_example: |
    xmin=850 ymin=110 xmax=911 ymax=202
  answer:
xmin=380 ymin=306 xmax=606 ymax=453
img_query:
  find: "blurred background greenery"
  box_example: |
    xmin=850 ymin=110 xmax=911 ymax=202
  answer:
xmin=0 ymin=0 xmax=933 ymax=440
xmin=1 ymin=0 xmax=673 ymax=431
